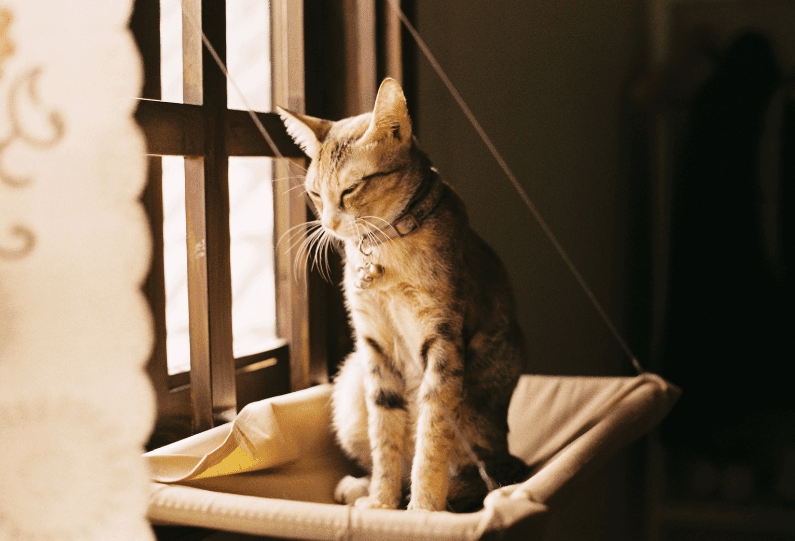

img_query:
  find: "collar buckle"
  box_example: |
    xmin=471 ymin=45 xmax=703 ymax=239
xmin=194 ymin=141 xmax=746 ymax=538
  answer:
xmin=394 ymin=212 xmax=420 ymax=236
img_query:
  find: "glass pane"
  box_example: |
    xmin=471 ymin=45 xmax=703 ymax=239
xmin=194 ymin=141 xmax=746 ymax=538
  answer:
xmin=162 ymin=156 xmax=190 ymax=375
xmin=229 ymin=158 xmax=278 ymax=357
xmin=226 ymin=0 xmax=271 ymax=111
xmin=159 ymin=0 xmax=183 ymax=103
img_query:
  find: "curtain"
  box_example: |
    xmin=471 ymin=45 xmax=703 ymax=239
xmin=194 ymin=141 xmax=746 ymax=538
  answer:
xmin=0 ymin=1 xmax=155 ymax=539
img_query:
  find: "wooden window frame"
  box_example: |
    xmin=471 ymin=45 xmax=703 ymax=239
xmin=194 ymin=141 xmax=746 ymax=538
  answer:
xmin=131 ymin=0 xmax=409 ymax=448
xmin=131 ymin=0 xmax=317 ymax=441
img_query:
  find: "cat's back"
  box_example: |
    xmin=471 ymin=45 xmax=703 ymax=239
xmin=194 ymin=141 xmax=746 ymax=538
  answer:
xmin=428 ymin=183 xmax=519 ymax=309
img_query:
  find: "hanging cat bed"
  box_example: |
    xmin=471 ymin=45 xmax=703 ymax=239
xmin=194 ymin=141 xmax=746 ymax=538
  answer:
xmin=145 ymin=373 xmax=679 ymax=540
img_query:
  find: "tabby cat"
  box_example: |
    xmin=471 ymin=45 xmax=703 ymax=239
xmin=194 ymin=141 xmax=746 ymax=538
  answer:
xmin=278 ymin=78 xmax=528 ymax=512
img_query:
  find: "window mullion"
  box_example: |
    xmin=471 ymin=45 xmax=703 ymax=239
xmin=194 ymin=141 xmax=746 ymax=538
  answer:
xmin=181 ymin=0 xmax=236 ymax=432
xmin=182 ymin=0 xmax=211 ymax=433
xmin=200 ymin=0 xmax=236 ymax=426
xmin=183 ymin=157 xmax=214 ymax=431
xmin=272 ymin=0 xmax=317 ymax=391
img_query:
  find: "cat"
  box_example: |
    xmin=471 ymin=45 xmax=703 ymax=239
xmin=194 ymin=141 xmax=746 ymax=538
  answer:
xmin=278 ymin=78 xmax=528 ymax=512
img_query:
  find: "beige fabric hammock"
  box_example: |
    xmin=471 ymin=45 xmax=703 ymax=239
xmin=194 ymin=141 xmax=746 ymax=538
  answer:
xmin=145 ymin=373 xmax=679 ymax=540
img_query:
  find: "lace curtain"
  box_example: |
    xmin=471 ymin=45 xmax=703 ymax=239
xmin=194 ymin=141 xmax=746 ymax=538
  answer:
xmin=0 ymin=1 xmax=155 ymax=539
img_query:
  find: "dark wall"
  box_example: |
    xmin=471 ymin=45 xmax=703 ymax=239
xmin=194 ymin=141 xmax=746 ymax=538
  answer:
xmin=412 ymin=1 xmax=649 ymax=377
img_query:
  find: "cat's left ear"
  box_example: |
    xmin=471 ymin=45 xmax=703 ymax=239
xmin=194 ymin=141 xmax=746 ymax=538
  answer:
xmin=277 ymin=107 xmax=332 ymax=161
xmin=358 ymin=78 xmax=412 ymax=148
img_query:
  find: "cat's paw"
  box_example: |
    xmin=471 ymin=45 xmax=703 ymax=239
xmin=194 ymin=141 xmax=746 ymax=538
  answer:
xmin=334 ymin=475 xmax=370 ymax=505
xmin=407 ymin=495 xmax=444 ymax=512
xmin=354 ymin=496 xmax=393 ymax=510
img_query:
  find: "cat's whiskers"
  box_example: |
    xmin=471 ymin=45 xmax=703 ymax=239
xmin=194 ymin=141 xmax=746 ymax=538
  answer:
xmin=271 ymin=174 xmax=306 ymax=186
xmin=319 ymin=230 xmax=335 ymax=282
xmin=308 ymin=228 xmax=327 ymax=279
xmin=276 ymin=220 xmax=319 ymax=254
xmin=288 ymin=224 xmax=319 ymax=257
xmin=284 ymin=222 xmax=323 ymax=281
xmin=271 ymin=173 xmax=306 ymax=182
xmin=285 ymin=159 xmax=308 ymax=175
xmin=356 ymin=216 xmax=395 ymax=261
xmin=313 ymin=227 xmax=335 ymax=283
xmin=291 ymin=221 xmax=336 ymax=283
xmin=282 ymin=183 xmax=307 ymax=196
xmin=359 ymin=215 xmax=392 ymax=227
xmin=364 ymin=230 xmax=385 ymax=264
xmin=359 ymin=215 xmax=397 ymax=237
xmin=270 ymin=173 xmax=309 ymax=199
xmin=293 ymin=225 xmax=324 ymax=281
xmin=287 ymin=223 xmax=318 ymax=257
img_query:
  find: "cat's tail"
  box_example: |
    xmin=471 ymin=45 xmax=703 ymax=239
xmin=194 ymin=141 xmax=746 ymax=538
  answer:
xmin=447 ymin=454 xmax=530 ymax=513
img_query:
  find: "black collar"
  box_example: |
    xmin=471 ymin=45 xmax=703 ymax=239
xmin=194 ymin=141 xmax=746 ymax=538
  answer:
xmin=360 ymin=168 xmax=445 ymax=248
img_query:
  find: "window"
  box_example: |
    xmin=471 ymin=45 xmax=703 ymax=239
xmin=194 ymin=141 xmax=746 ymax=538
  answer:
xmin=132 ymin=0 xmax=313 ymax=442
xmin=159 ymin=0 xmax=278 ymax=376
xmin=131 ymin=0 xmax=407 ymax=446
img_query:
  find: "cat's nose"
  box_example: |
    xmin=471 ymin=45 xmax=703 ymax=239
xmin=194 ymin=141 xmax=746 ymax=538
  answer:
xmin=323 ymin=216 xmax=341 ymax=231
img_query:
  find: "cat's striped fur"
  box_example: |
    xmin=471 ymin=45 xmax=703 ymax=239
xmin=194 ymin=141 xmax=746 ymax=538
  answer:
xmin=278 ymin=79 xmax=528 ymax=512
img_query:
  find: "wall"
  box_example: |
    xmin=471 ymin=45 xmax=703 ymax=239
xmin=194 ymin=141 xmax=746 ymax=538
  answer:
xmin=644 ymin=2 xmax=795 ymax=539
xmin=413 ymin=1 xmax=649 ymax=377
xmin=412 ymin=2 xmax=650 ymax=539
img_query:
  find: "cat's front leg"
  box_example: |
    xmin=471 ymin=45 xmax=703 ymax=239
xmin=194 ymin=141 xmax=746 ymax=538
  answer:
xmin=408 ymin=332 xmax=464 ymax=512
xmin=359 ymin=337 xmax=407 ymax=510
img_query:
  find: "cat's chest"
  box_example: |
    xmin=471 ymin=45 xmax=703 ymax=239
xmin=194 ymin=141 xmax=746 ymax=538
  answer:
xmin=344 ymin=250 xmax=436 ymax=357
xmin=354 ymin=289 xmax=427 ymax=386
xmin=349 ymin=278 xmax=431 ymax=339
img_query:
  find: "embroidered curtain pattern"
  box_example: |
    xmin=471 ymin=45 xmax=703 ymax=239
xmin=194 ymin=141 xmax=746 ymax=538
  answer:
xmin=0 ymin=1 xmax=155 ymax=539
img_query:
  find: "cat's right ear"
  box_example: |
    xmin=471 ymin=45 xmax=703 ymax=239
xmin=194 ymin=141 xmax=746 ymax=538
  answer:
xmin=277 ymin=107 xmax=332 ymax=161
xmin=358 ymin=78 xmax=411 ymax=149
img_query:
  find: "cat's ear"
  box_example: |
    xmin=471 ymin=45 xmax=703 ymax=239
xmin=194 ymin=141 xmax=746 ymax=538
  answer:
xmin=276 ymin=107 xmax=332 ymax=160
xmin=358 ymin=78 xmax=412 ymax=149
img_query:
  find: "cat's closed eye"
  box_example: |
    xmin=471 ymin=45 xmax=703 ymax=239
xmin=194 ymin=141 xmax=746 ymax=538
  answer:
xmin=361 ymin=168 xmax=399 ymax=182
xmin=340 ymin=184 xmax=362 ymax=209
